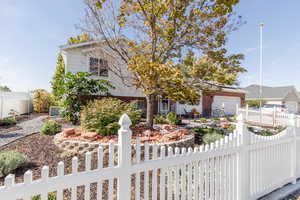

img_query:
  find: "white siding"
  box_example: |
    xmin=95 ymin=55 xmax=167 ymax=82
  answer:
xmin=62 ymin=46 xmax=145 ymax=98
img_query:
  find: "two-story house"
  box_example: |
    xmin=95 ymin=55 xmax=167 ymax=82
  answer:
xmin=59 ymin=40 xmax=245 ymax=117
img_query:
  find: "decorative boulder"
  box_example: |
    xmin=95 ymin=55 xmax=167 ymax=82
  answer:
xmin=219 ymin=122 xmax=231 ymax=129
xmin=82 ymin=132 xmax=98 ymax=140
xmin=63 ymin=128 xmax=75 ymax=136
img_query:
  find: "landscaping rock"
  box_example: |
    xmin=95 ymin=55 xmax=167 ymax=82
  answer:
xmin=82 ymin=132 xmax=98 ymax=140
xmin=63 ymin=128 xmax=75 ymax=136
xmin=219 ymin=122 xmax=231 ymax=129
xmin=143 ymin=130 xmax=152 ymax=137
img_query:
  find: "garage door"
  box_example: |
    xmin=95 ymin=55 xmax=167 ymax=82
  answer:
xmin=212 ymin=96 xmax=241 ymax=116
xmin=285 ymin=101 xmax=298 ymax=113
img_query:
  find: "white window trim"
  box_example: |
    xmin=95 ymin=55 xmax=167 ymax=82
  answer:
xmin=89 ymin=57 xmax=109 ymax=77
xmin=159 ymin=98 xmax=170 ymax=113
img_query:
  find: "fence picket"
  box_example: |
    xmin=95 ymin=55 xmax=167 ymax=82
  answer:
xmin=57 ymin=162 xmax=64 ymax=200
xmin=97 ymin=147 xmax=103 ymax=200
xmin=135 ymin=138 xmax=141 ymax=200
xmin=108 ymin=142 xmax=114 ymax=200
xmin=41 ymin=166 xmax=49 ymax=200
xmin=160 ymin=146 xmax=166 ymax=200
xmin=181 ymin=148 xmax=187 ymax=200
xmin=152 ymin=144 xmax=158 ymax=200
xmin=85 ymin=152 xmax=92 ymax=200
xmin=174 ymin=147 xmax=180 ymax=200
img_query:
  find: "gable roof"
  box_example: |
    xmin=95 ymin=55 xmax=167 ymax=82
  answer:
xmin=59 ymin=41 xmax=99 ymax=50
xmin=244 ymin=84 xmax=296 ymax=100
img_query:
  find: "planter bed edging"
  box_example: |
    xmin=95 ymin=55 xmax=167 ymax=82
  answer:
xmin=54 ymin=132 xmax=195 ymax=154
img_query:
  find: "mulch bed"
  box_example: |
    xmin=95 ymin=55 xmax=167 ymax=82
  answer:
xmin=59 ymin=124 xmax=191 ymax=144
xmin=0 ymin=133 xmax=121 ymax=199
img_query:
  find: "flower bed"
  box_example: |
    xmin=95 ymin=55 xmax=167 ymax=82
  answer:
xmin=247 ymin=125 xmax=286 ymax=136
xmin=54 ymin=124 xmax=194 ymax=153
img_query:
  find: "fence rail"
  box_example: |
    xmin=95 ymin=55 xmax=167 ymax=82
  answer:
xmin=0 ymin=113 xmax=298 ymax=200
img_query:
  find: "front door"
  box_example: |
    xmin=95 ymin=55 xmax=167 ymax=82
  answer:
xmin=159 ymin=98 xmax=170 ymax=114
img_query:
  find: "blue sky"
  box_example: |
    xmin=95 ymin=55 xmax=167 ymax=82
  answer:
xmin=0 ymin=0 xmax=300 ymax=92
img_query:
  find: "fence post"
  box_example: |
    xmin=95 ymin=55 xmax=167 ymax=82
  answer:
xmin=260 ymin=106 xmax=263 ymax=123
xmin=0 ymin=93 xmax=3 ymax=119
xmin=289 ymin=114 xmax=297 ymax=184
xmin=246 ymin=104 xmax=249 ymax=121
xmin=273 ymin=106 xmax=276 ymax=127
xmin=237 ymin=113 xmax=251 ymax=200
xmin=117 ymin=114 xmax=132 ymax=200
xmin=236 ymin=103 xmax=240 ymax=116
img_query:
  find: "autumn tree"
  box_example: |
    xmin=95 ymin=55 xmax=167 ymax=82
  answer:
xmin=81 ymin=0 xmax=245 ymax=128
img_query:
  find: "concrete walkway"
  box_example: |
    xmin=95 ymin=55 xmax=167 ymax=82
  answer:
xmin=0 ymin=115 xmax=75 ymax=147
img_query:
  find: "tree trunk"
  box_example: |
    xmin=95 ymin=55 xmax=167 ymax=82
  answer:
xmin=146 ymin=94 xmax=156 ymax=129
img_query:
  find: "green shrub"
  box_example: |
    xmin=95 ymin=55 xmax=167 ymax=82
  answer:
xmin=260 ymin=129 xmax=273 ymax=136
xmin=198 ymin=118 xmax=208 ymax=123
xmin=192 ymin=127 xmax=224 ymax=137
xmin=60 ymin=72 xmax=113 ymax=124
xmin=80 ymin=98 xmax=142 ymax=136
xmin=41 ymin=120 xmax=62 ymax=135
xmin=227 ymin=116 xmax=236 ymax=122
xmin=0 ymin=152 xmax=26 ymax=177
xmin=203 ymin=132 xmax=224 ymax=144
xmin=0 ymin=118 xmax=17 ymax=126
xmin=246 ymin=100 xmax=266 ymax=108
xmin=227 ymin=124 xmax=236 ymax=131
xmin=32 ymin=193 xmax=56 ymax=200
xmin=166 ymin=112 xmax=181 ymax=125
xmin=154 ymin=115 xmax=168 ymax=124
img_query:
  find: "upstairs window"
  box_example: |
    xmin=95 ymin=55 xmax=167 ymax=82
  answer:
xmin=89 ymin=57 xmax=109 ymax=77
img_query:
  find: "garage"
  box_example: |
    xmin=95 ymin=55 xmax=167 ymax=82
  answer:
xmin=212 ymin=96 xmax=241 ymax=116
xmin=285 ymin=101 xmax=298 ymax=113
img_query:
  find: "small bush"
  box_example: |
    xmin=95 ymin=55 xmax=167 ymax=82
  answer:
xmin=32 ymin=193 xmax=56 ymax=200
xmin=227 ymin=116 xmax=236 ymax=122
xmin=33 ymin=89 xmax=56 ymax=113
xmin=227 ymin=124 xmax=236 ymax=131
xmin=0 ymin=118 xmax=17 ymax=126
xmin=166 ymin=112 xmax=181 ymax=125
xmin=192 ymin=127 xmax=224 ymax=137
xmin=0 ymin=152 xmax=26 ymax=177
xmin=41 ymin=120 xmax=62 ymax=135
xmin=260 ymin=129 xmax=273 ymax=136
xmin=154 ymin=115 xmax=168 ymax=124
xmin=203 ymin=132 xmax=224 ymax=144
xmin=80 ymin=98 xmax=142 ymax=136
xmin=198 ymin=118 xmax=208 ymax=123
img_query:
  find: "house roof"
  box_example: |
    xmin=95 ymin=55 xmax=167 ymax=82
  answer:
xmin=244 ymin=84 xmax=295 ymax=100
xmin=59 ymin=41 xmax=99 ymax=50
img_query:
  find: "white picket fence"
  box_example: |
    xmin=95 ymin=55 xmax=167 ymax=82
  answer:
xmin=238 ymin=105 xmax=298 ymax=127
xmin=0 ymin=113 xmax=299 ymax=200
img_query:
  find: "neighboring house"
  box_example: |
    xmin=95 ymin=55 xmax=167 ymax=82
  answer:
xmin=244 ymin=84 xmax=300 ymax=113
xmin=60 ymin=41 xmax=245 ymax=116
